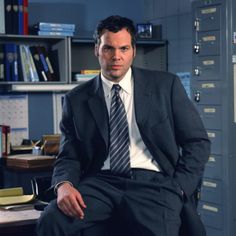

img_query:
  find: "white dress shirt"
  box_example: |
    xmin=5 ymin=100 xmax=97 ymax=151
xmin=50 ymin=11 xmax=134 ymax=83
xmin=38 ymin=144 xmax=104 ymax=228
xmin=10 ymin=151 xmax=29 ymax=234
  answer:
xmin=101 ymin=68 xmax=161 ymax=172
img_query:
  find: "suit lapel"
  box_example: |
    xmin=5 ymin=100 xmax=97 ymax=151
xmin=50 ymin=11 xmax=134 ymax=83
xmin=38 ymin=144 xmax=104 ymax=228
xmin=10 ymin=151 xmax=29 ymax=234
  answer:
xmin=133 ymin=68 xmax=152 ymax=126
xmin=88 ymin=76 xmax=109 ymax=149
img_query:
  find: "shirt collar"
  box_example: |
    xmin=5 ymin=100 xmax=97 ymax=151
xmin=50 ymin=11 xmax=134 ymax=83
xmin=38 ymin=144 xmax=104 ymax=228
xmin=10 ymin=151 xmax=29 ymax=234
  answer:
xmin=101 ymin=68 xmax=132 ymax=98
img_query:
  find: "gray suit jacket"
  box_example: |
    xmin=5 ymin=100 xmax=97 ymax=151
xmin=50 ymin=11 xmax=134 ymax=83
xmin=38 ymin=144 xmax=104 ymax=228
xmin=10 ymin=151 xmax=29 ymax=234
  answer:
xmin=52 ymin=67 xmax=210 ymax=235
xmin=53 ymin=67 xmax=210 ymax=195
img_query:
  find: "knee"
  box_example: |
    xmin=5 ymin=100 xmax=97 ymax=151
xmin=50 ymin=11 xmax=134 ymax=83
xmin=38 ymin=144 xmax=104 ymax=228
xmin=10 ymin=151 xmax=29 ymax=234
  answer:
xmin=36 ymin=202 xmax=63 ymax=233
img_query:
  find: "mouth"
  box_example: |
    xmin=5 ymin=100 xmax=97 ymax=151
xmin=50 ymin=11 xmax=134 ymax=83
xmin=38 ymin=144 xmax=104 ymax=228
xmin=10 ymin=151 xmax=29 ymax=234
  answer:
xmin=110 ymin=65 xmax=122 ymax=70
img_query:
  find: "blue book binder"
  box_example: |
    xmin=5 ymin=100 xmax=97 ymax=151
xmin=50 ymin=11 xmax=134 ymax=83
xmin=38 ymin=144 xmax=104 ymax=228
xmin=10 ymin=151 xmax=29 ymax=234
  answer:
xmin=12 ymin=0 xmax=19 ymax=34
xmin=18 ymin=0 xmax=24 ymax=35
xmin=5 ymin=0 xmax=13 ymax=34
xmin=36 ymin=22 xmax=75 ymax=31
xmin=5 ymin=43 xmax=19 ymax=81
xmin=0 ymin=44 xmax=4 ymax=81
xmin=37 ymin=30 xmax=74 ymax=37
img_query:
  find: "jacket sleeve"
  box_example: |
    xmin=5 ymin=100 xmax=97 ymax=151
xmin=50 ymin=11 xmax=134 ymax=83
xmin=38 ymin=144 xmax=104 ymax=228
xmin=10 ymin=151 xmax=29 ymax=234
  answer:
xmin=171 ymin=76 xmax=211 ymax=197
xmin=51 ymin=94 xmax=82 ymax=188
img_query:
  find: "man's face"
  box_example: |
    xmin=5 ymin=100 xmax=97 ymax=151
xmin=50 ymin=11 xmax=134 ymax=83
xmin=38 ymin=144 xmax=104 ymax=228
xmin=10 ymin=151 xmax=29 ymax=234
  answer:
xmin=95 ymin=28 xmax=136 ymax=82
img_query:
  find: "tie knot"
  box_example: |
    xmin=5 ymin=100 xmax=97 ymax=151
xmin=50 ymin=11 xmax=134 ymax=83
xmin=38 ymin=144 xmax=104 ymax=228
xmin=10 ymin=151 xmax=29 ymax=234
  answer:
xmin=112 ymin=84 xmax=121 ymax=93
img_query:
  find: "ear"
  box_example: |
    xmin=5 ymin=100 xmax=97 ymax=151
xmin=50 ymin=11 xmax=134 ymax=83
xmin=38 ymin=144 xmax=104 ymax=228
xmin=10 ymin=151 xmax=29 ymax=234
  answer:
xmin=133 ymin=46 xmax=136 ymax=58
xmin=94 ymin=45 xmax=99 ymax=57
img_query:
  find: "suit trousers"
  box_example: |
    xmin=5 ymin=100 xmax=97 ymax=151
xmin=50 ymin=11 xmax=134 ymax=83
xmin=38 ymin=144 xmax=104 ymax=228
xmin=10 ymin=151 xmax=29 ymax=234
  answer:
xmin=36 ymin=169 xmax=184 ymax=236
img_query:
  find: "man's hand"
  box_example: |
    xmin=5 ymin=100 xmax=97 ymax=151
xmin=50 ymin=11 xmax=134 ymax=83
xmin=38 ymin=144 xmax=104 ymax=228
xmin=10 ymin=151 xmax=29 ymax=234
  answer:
xmin=57 ymin=183 xmax=87 ymax=219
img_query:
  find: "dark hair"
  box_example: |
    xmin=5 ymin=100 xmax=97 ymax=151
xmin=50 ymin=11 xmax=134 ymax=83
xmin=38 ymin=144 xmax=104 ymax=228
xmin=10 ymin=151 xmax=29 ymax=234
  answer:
xmin=93 ymin=15 xmax=136 ymax=48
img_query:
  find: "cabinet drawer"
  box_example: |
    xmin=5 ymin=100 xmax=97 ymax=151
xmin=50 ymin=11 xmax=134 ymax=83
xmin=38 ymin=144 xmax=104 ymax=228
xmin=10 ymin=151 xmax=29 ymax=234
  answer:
xmin=204 ymin=155 xmax=222 ymax=180
xmin=198 ymin=201 xmax=222 ymax=229
xmin=193 ymin=56 xmax=221 ymax=80
xmin=200 ymin=178 xmax=222 ymax=204
xmin=197 ymin=31 xmax=220 ymax=56
xmin=196 ymin=105 xmax=222 ymax=129
xmin=205 ymin=226 xmax=223 ymax=236
xmin=191 ymin=81 xmax=222 ymax=105
xmin=207 ymin=130 xmax=222 ymax=155
xmin=196 ymin=5 xmax=221 ymax=31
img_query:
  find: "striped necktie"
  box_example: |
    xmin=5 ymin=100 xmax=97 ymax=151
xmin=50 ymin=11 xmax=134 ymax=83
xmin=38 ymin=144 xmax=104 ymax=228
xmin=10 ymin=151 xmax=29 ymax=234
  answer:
xmin=109 ymin=84 xmax=131 ymax=177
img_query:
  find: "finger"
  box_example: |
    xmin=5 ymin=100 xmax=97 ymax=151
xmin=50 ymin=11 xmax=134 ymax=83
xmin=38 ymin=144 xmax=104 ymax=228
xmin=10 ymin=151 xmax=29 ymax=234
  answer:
xmin=59 ymin=197 xmax=85 ymax=219
xmin=76 ymin=194 xmax=87 ymax=209
xmin=58 ymin=201 xmax=74 ymax=217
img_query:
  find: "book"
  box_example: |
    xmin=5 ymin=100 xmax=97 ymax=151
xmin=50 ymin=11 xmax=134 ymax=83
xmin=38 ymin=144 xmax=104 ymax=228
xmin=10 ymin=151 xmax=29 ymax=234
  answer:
xmin=25 ymin=45 xmax=39 ymax=82
xmin=80 ymin=69 xmax=100 ymax=74
xmin=4 ymin=43 xmax=18 ymax=81
xmin=0 ymin=126 xmax=2 ymax=158
xmin=23 ymin=0 xmax=28 ymax=35
xmin=17 ymin=44 xmax=24 ymax=81
xmin=29 ymin=46 xmax=47 ymax=81
xmin=0 ymin=187 xmax=35 ymax=206
xmin=35 ymin=22 xmax=75 ymax=31
xmin=12 ymin=0 xmax=19 ymax=34
xmin=37 ymin=30 xmax=74 ymax=37
xmin=0 ymin=0 xmax=5 ymax=34
xmin=18 ymin=0 xmax=24 ymax=34
xmin=0 ymin=124 xmax=10 ymax=157
xmin=5 ymin=0 xmax=13 ymax=34
xmin=19 ymin=44 xmax=31 ymax=81
xmin=37 ymin=46 xmax=56 ymax=81
xmin=6 ymin=154 xmax=56 ymax=169
xmin=0 ymin=44 xmax=4 ymax=81
xmin=36 ymin=26 xmax=74 ymax=32
xmin=74 ymin=73 xmax=97 ymax=82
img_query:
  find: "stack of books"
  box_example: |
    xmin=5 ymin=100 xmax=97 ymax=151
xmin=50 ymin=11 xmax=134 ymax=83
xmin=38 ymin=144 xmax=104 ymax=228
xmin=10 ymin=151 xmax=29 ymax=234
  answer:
xmin=33 ymin=22 xmax=76 ymax=37
xmin=0 ymin=0 xmax=29 ymax=35
xmin=74 ymin=69 xmax=100 ymax=82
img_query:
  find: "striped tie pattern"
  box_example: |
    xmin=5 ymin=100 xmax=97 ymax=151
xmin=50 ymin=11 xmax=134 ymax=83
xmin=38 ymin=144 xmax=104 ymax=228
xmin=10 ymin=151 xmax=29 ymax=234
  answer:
xmin=109 ymin=84 xmax=131 ymax=177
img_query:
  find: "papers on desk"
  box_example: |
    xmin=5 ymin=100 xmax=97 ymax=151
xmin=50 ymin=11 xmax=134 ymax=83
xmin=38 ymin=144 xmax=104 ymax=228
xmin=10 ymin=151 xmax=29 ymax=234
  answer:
xmin=0 ymin=187 xmax=35 ymax=206
xmin=0 ymin=209 xmax=41 ymax=226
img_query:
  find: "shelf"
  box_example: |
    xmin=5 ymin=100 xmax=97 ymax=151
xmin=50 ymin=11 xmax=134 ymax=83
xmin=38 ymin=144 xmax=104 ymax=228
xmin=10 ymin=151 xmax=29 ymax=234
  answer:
xmin=0 ymin=35 xmax=167 ymax=92
xmin=0 ymin=34 xmax=68 ymax=43
xmin=71 ymin=37 xmax=167 ymax=46
xmin=11 ymin=84 xmax=77 ymax=92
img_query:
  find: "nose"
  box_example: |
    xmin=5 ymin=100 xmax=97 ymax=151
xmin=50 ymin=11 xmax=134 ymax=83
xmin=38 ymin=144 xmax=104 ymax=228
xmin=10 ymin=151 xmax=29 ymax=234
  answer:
xmin=112 ymin=49 xmax=121 ymax=60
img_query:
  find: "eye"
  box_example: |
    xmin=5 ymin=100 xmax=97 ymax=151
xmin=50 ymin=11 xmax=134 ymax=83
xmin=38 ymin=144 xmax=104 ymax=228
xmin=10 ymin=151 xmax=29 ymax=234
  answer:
xmin=103 ymin=46 xmax=113 ymax=52
xmin=120 ymin=47 xmax=129 ymax=52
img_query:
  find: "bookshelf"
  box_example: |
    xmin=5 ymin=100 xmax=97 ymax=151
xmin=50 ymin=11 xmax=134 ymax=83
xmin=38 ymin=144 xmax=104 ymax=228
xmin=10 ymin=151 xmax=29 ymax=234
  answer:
xmin=0 ymin=35 xmax=70 ymax=92
xmin=0 ymin=35 xmax=168 ymax=91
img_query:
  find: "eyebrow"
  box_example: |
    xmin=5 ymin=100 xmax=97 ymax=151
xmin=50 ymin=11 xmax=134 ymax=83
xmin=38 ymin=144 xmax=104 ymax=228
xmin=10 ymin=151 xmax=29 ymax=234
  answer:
xmin=102 ymin=44 xmax=131 ymax=48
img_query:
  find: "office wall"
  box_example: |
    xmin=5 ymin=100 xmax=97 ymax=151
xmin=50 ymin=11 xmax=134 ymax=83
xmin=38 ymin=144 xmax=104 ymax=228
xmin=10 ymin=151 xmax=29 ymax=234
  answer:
xmin=146 ymin=0 xmax=194 ymax=74
xmin=29 ymin=0 xmax=150 ymax=38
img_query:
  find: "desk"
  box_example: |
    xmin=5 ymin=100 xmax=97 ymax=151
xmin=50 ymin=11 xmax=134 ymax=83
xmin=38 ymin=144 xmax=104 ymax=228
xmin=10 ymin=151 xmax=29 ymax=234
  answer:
xmin=0 ymin=208 xmax=41 ymax=236
xmin=1 ymin=164 xmax=53 ymax=194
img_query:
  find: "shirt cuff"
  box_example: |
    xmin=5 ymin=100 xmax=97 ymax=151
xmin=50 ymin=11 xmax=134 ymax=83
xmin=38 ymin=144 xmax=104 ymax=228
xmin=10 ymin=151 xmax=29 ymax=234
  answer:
xmin=54 ymin=181 xmax=73 ymax=195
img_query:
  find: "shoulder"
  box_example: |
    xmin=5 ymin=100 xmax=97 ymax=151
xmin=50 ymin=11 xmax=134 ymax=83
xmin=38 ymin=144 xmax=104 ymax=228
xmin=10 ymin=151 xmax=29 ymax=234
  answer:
xmin=132 ymin=67 xmax=178 ymax=82
xmin=65 ymin=76 xmax=98 ymax=100
xmin=132 ymin=67 xmax=180 ymax=89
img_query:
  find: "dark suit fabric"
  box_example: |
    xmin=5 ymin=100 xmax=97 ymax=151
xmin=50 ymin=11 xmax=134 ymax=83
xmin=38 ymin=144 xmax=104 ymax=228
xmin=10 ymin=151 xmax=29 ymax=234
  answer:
xmin=37 ymin=67 xmax=210 ymax=236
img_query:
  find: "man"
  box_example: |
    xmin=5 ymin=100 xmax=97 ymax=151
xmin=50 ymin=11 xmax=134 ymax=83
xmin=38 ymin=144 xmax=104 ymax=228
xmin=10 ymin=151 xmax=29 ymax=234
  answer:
xmin=37 ymin=15 xmax=210 ymax=236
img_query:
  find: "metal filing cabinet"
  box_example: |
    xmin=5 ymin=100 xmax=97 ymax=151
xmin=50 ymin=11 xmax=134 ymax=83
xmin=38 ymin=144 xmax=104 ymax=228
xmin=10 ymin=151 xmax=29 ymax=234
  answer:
xmin=192 ymin=0 xmax=236 ymax=235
